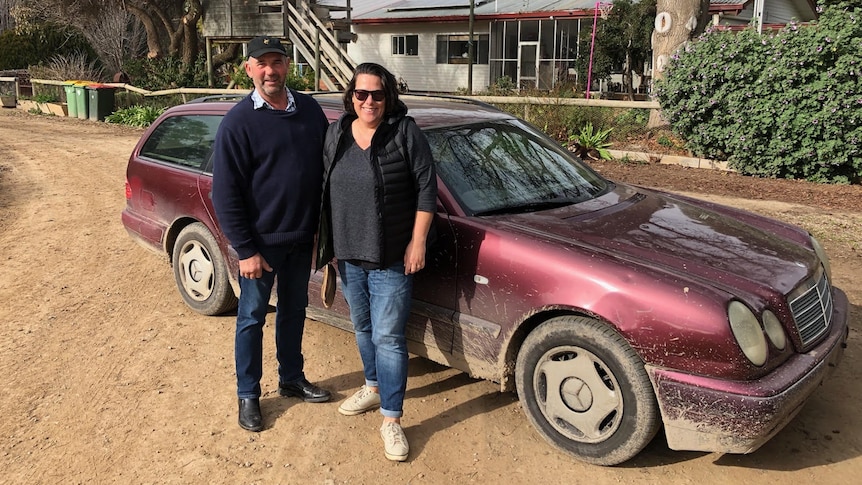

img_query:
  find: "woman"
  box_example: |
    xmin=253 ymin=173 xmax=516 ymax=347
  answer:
xmin=319 ymin=63 xmax=437 ymax=461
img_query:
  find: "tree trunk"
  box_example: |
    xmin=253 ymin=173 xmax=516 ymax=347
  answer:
xmin=647 ymin=0 xmax=710 ymax=127
xmin=124 ymin=0 xmax=200 ymax=67
xmin=145 ymin=2 xmax=180 ymax=55
xmin=623 ymin=49 xmax=634 ymax=100
xmin=212 ymin=43 xmax=241 ymax=68
xmin=126 ymin=3 xmax=162 ymax=59
xmin=180 ymin=1 xmax=202 ymax=66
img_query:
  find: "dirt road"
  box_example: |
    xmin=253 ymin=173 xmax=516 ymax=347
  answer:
xmin=1 ymin=108 xmax=859 ymax=484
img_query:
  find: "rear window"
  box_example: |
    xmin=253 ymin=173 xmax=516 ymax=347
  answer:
xmin=139 ymin=114 xmax=223 ymax=172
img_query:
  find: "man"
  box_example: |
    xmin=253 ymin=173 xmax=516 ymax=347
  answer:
xmin=212 ymin=35 xmax=331 ymax=432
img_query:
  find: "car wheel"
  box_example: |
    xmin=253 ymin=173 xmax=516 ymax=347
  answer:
xmin=171 ymin=222 xmax=237 ymax=315
xmin=515 ymin=316 xmax=660 ymax=466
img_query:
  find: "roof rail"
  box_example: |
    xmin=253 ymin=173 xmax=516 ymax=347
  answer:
xmin=311 ymin=91 xmax=502 ymax=113
xmin=400 ymin=92 xmax=502 ymax=111
xmin=187 ymin=94 xmax=247 ymax=103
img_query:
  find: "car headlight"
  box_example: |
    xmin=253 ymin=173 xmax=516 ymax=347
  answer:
xmin=728 ymin=301 xmax=768 ymax=366
xmin=810 ymin=235 xmax=832 ymax=283
xmin=761 ymin=310 xmax=786 ymax=351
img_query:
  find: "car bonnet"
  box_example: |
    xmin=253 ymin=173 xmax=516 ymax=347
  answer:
xmin=489 ymin=182 xmax=817 ymax=299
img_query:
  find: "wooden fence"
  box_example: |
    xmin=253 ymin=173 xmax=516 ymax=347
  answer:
xmin=2 ymin=77 xmax=660 ymax=111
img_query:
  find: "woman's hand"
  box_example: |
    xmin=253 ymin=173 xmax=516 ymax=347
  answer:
xmin=404 ymin=241 xmax=426 ymax=275
xmin=404 ymin=211 xmax=434 ymax=275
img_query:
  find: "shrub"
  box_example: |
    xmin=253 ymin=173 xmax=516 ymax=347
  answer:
xmin=105 ymin=105 xmax=166 ymax=127
xmin=32 ymin=92 xmax=58 ymax=103
xmin=491 ymin=102 xmax=616 ymax=144
xmin=123 ymin=55 xmax=210 ymax=91
xmin=656 ymin=0 xmax=862 ymax=183
xmin=227 ymin=61 xmax=317 ymax=91
xmin=0 ymin=23 xmax=98 ymax=71
xmin=568 ymin=122 xmax=613 ymax=160
xmin=28 ymin=53 xmax=105 ymax=82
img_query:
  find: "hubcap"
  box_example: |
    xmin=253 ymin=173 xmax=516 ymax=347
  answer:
xmin=534 ymin=346 xmax=623 ymax=443
xmin=178 ymin=240 xmax=215 ymax=301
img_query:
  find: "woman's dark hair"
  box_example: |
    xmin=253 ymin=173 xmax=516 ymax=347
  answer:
xmin=342 ymin=62 xmax=400 ymax=116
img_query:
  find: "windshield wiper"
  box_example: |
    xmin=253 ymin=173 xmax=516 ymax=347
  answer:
xmin=475 ymin=198 xmax=575 ymax=216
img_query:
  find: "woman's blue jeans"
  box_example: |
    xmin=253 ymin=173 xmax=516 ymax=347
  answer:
xmin=235 ymin=243 xmax=312 ymax=399
xmin=338 ymin=260 xmax=413 ymax=418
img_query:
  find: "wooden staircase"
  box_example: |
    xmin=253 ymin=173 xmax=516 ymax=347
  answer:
xmin=286 ymin=0 xmax=356 ymax=90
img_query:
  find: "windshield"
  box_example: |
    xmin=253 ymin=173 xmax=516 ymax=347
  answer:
xmin=425 ymin=119 xmax=610 ymax=216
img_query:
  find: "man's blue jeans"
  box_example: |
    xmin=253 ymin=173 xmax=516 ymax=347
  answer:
xmin=235 ymin=243 xmax=312 ymax=399
xmin=338 ymin=260 xmax=412 ymax=418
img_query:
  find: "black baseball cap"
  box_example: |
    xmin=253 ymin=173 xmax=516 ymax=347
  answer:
xmin=247 ymin=36 xmax=287 ymax=58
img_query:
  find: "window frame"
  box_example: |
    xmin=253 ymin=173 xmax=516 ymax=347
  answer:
xmin=138 ymin=114 xmax=223 ymax=173
xmin=436 ymin=34 xmax=490 ymax=65
xmin=391 ymin=34 xmax=419 ymax=56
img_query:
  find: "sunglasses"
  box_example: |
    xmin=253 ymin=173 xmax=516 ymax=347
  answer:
xmin=353 ymin=89 xmax=385 ymax=102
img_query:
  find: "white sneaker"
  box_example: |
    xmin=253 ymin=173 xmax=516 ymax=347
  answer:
xmin=338 ymin=386 xmax=381 ymax=416
xmin=380 ymin=421 xmax=409 ymax=462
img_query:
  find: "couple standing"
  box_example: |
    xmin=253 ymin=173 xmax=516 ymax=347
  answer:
xmin=211 ymin=36 xmax=437 ymax=462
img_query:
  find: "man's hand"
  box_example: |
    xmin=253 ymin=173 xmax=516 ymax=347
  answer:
xmin=239 ymin=253 xmax=272 ymax=279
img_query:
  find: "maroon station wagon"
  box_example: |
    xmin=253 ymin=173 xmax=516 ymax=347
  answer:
xmin=122 ymin=93 xmax=848 ymax=465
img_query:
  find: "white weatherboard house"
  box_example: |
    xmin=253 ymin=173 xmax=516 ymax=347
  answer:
xmin=333 ymin=0 xmax=817 ymax=93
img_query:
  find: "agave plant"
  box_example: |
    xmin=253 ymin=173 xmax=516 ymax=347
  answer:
xmin=568 ymin=122 xmax=613 ymax=160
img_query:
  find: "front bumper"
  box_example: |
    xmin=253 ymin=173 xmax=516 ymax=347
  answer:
xmin=646 ymin=287 xmax=849 ymax=454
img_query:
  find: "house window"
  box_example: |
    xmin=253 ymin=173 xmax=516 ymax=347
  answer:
xmin=392 ymin=35 xmax=419 ymax=56
xmin=436 ymin=34 xmax=489 ymax=64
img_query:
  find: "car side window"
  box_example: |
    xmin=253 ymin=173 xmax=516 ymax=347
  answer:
xmin=139 ymin=115 xmax=223 ymax=172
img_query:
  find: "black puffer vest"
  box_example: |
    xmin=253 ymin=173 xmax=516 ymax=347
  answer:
xmin=318 ymin=102 xmax=417 ymax=269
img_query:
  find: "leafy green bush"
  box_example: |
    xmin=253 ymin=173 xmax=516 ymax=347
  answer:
xmin=32 ymin=92 xmax=58 ymax=103
xmin=105 ymin=105 xmax=166 ymax=127
xmin=656 ymin=0 xmax=862 ymax=183
xmin=123 ymin=55 xmax=210 ymax=91
xmin=611 ymin=108 xmax=649 ymax=139
xmin=227 ymin=61 xmax=317 ymax=91
xmin=0 ymin=23 xmax=98 ymax=71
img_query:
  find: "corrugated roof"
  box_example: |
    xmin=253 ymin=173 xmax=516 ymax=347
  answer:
xmin=319 ymin=0 xmax=396 ymax=18
xmin=337 ymin=0 xmax=819 ymax=24
xmin=351 ymin=0 xmax=598 ymax=22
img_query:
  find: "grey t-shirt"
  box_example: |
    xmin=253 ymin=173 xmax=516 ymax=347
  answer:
xmin=330 ymin=139 xmax=382 ymax=267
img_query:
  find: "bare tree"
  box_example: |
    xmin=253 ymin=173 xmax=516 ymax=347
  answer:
xmin=78 ymin=2 xmax=147 ymax=75
xmin=648 ymin=0 xmax=710 ymax=126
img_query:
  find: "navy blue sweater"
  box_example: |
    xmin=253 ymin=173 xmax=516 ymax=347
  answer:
xmin=212 ymin=91 xmax=328 ymax=260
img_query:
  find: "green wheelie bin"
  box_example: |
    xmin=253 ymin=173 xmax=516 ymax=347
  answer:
xmin=74 ymin=82 xmax=90 ymax=120
xmin=63 ymin=81 xmax=78 ymax=118
xmin=87 ymin=84 xmax=116 ymax=121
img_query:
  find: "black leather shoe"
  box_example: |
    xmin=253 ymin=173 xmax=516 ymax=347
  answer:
xmin=238 ymin=398 xmax=263 ymax=432
xmin=278 ymin=378 xmax=332 ymax=403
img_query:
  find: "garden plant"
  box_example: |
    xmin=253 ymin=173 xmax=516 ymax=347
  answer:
xmin=656 ymin=0 xmax=861 ymax=183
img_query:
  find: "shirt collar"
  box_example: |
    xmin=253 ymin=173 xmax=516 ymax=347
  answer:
xmin=251 ymin=88 xmax=296 ymax=112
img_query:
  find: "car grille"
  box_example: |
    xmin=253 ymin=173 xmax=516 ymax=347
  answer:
xmin=788 ymin=268 xmax=832 ymax=348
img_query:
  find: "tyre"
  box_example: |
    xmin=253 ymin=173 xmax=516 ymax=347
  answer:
xmin=171 ymin=222 xmax=238 ymax=315
xmin=515 ymin=316 xmax=660 ymax=466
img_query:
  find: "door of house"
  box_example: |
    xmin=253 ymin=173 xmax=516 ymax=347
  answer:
xmin=517 ymin=42 xmax=538 ymax=90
